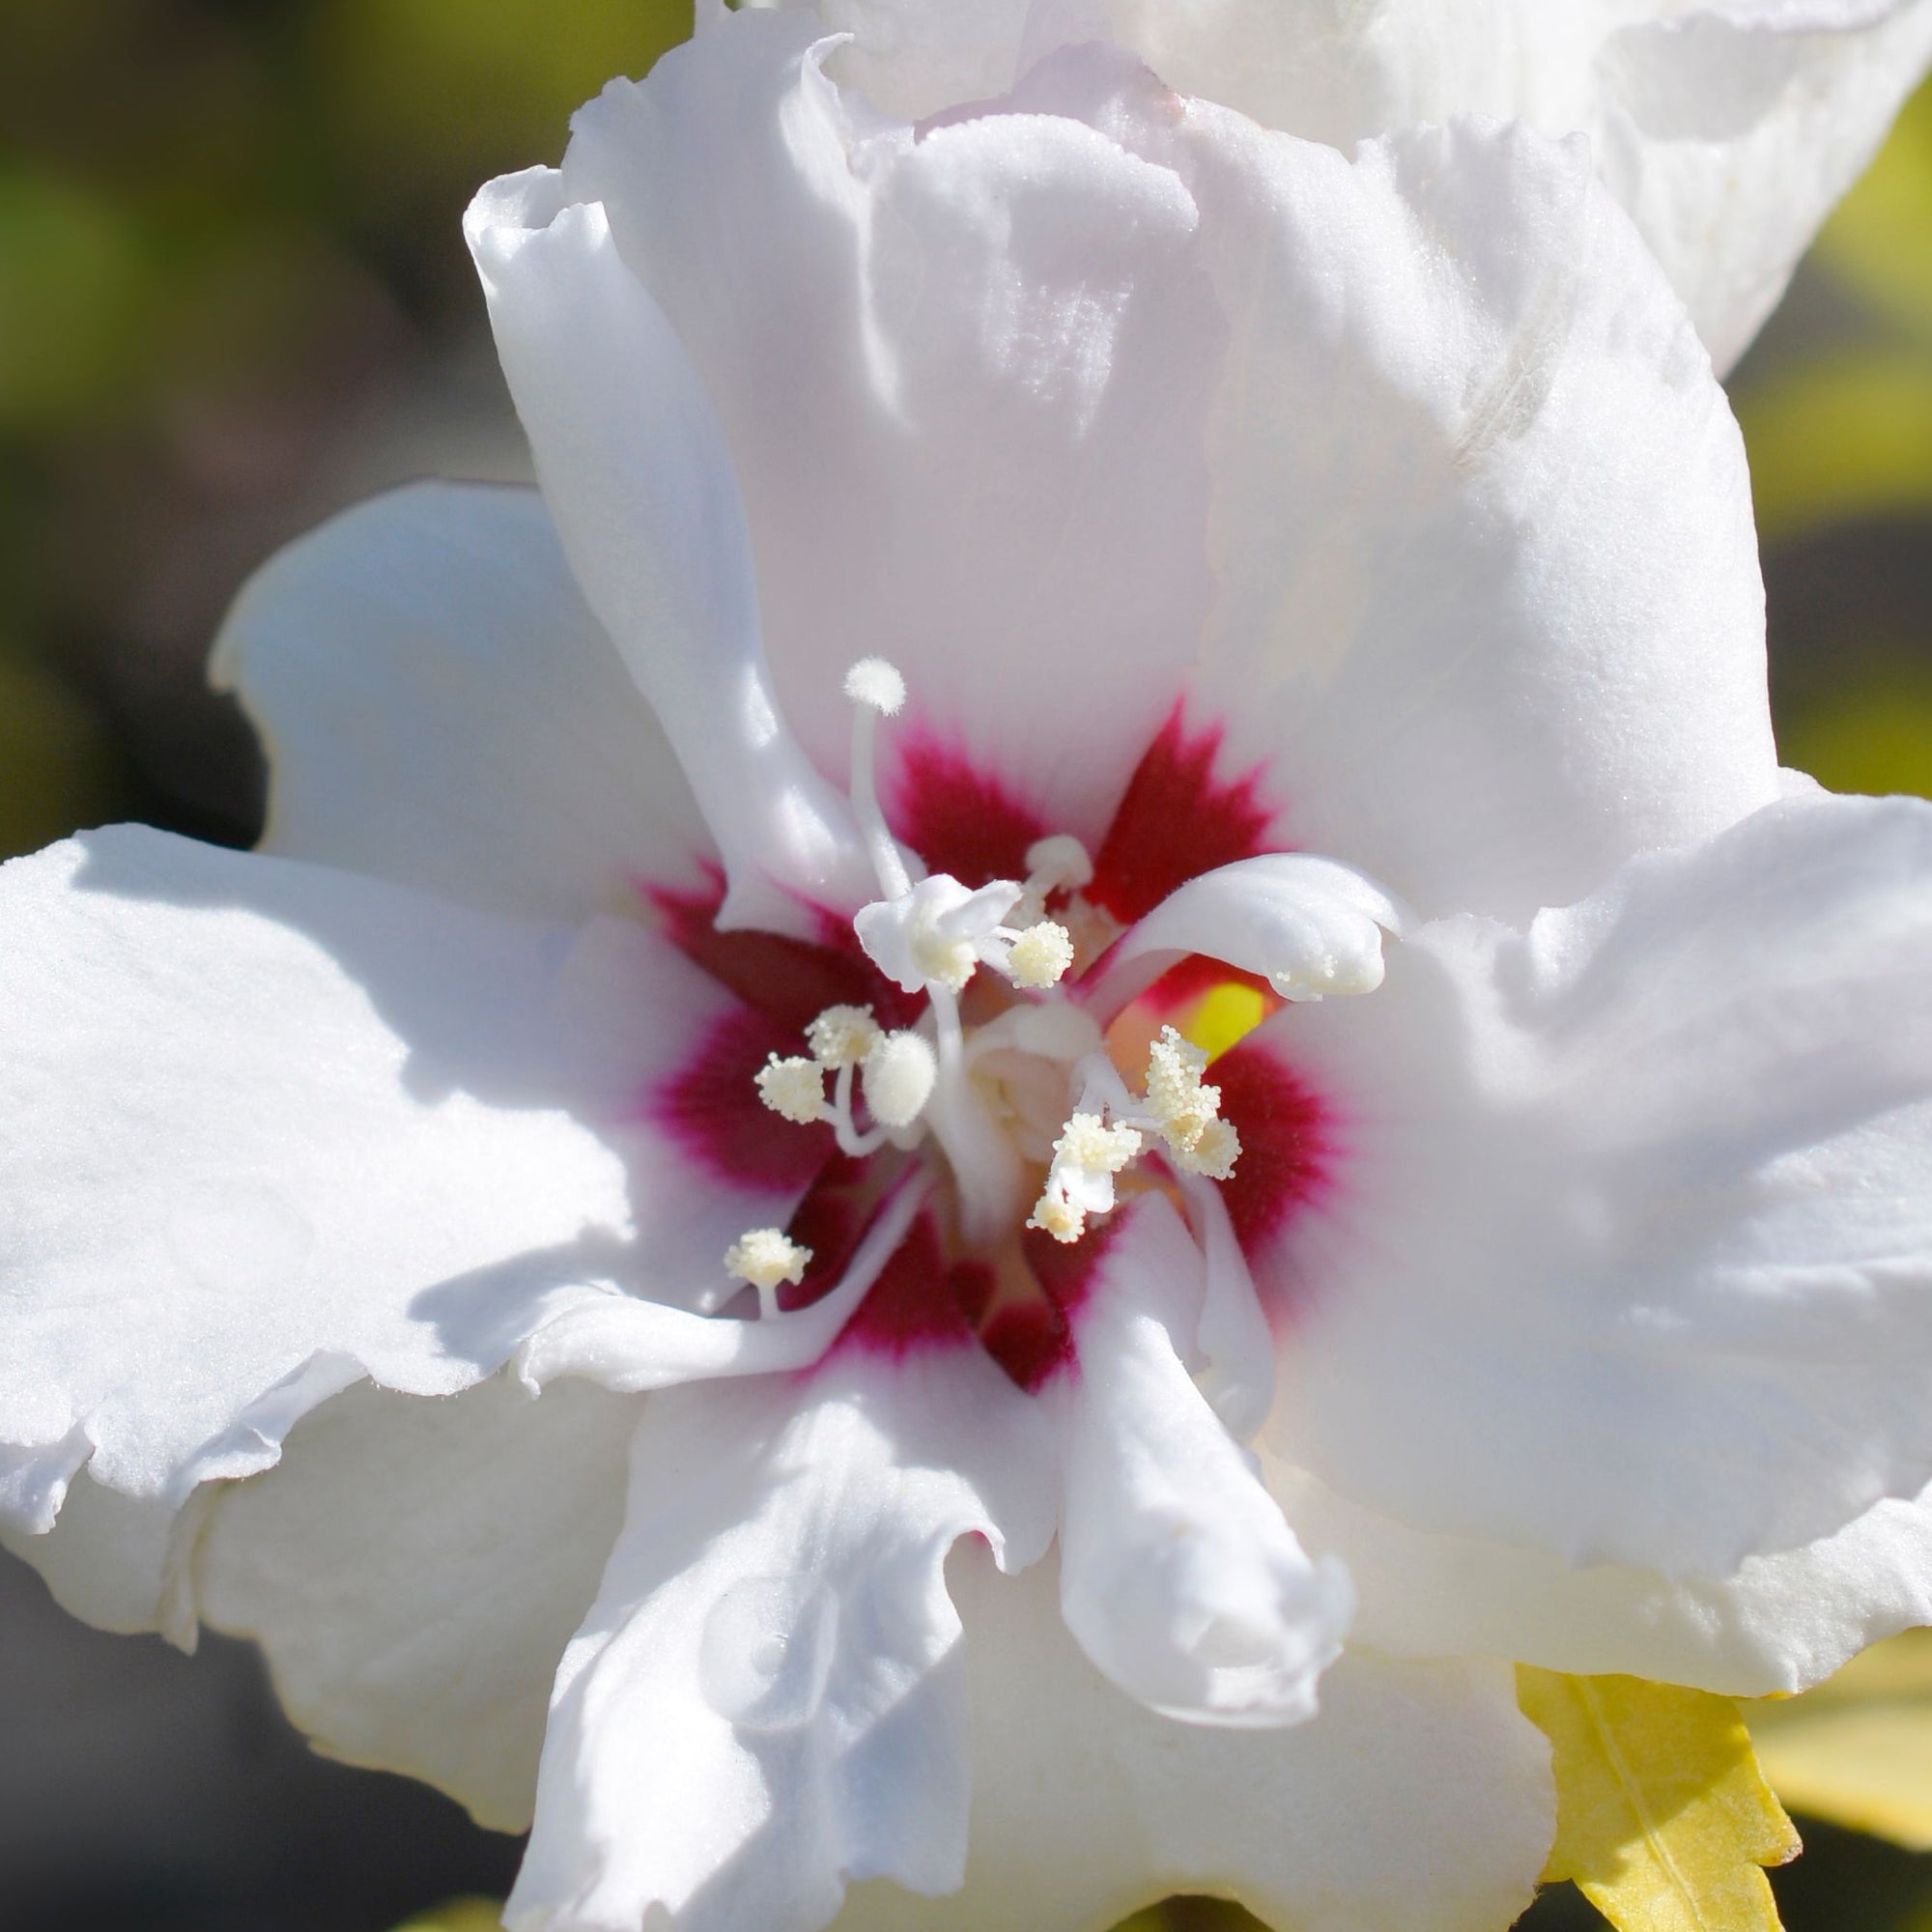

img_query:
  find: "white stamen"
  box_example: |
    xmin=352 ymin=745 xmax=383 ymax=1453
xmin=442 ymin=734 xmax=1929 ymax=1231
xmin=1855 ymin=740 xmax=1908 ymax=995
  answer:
xmin=1030 ymin=1111 xmax=1144 ymax=1244
xmin=1024 ymin=833 xmax=1094 ymax=896
xmin=1006 ymin=921 xmax=1075 ymax=989
xmin=756 ymin=1054 xmax=829 ymax=1126
xmin=1010 ymin=834 xmax=1094 ymax=926
xmin=826 ymin=1060 xmax=889 ymax=1159
xmin=924 ymin=980 xmax=1026 ymax=1241
xmin=724 ymin=1227 xmax=813 ymax=1320
xmin=863 ymin=1030 xmax=938 ymax=1130
xmin=806 ymin=1004 xmax=880 ymax=1069
xmin=846 ymin=658 xmax=913 ymax=899
xmin=843 ymin=658 xmax=907 ymax=716
xmin=1145 ymin=1026 xmax=1242 ymax=1178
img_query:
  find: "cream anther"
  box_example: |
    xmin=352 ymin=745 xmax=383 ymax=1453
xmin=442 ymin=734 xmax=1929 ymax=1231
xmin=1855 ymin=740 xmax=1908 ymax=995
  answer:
xmin=843 ymin=657 xmax=907 ymax=716
xmin=863 ymin=1030 xmax=938 ymax=1130
xmin=1006 ymin=921 xmax=1075 ymax=989
xmin=724 ymin=1228 xmax=813 ymax=1319
xmin=806 ymin=1004 xmax=880 ymax=1069
xmin=756 ymin=1054 xmax=829 ymax=1126
xmin=1146 ymin=1027 xmax=1242 ymax=1180
xmin=1030 ymin=1112 xmax=1145 ymax=1245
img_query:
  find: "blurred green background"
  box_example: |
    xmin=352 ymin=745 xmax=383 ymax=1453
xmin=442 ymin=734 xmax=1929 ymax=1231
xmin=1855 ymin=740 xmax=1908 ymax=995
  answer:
xmin=1 ymin=2 xmax=1930 ymax=1929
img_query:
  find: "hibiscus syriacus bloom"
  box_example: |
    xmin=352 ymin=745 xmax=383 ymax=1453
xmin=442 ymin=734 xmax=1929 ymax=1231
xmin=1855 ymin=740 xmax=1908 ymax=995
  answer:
xmin=7 ymin=10 xmax=1932 ymax=1932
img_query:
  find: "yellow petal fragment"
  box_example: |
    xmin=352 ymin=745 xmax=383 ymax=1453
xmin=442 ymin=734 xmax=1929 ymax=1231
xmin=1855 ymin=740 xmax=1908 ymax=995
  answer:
xmin=1179 ymin=981 xmax=1270 ymax=1063
xmin=385 ymin=1899 xmax=504 ymax=1932
xmin=1518 ymin=1667 xmax=1800 ymax=1932
xmin=1747 ymin=1630 xmax=1932 ymax=1852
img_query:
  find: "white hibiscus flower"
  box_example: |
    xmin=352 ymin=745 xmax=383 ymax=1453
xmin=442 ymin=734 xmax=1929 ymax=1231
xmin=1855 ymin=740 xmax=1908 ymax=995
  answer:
xmin=746 ymin=0 xmax=1932 ymax=374
xmin=5 ymin=12 xmax=1932 ymax=1932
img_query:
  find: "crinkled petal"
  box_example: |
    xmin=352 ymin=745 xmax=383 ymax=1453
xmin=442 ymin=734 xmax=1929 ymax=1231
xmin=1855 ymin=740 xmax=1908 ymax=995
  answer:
xmin=212 ymin=480 xmax=710 ymax=924
xmin=1269 ymin=1458 xmax=1932 ymax=1698
xmin=514 ymin=1175 xmax=926 ymax=1394
xmin=0 ymin=827 xmax=785 ymax=1523
xmin=558 ymin=22 xmax=1780 ymax=920
xmin=1267 ymin=793 xmax=1932 ymax=1580
xmin=558 ymin=15 xmax=1223 ymax=845
xmin=1183 ymin=1173 xmax=1277 ymax=1440
xmin=466 ymin=166 xmax=870 ymax=934
xmin=509 ymin=1314 xmax=1056 ymax=1932
xmin=1579 ymin=0 xmax=1932 ymax=372
xmin=193 ymin=1373 xmax=639 ymax=1830
xmin=1051 ymin=1195 xmax=1353 ymax=1727
xmin=1156 ymin=101 xmax=1779 ymax=921
xmin=793 ymin=0 xmax=1932 ymax=371
xmin=0 ymin=1470 xmax=198 ymax=1642
xmin=1090 ymin=852 xmax=1406 ymax=1016
xmin=836 ymin=1542 xmax=1552 ymax=1932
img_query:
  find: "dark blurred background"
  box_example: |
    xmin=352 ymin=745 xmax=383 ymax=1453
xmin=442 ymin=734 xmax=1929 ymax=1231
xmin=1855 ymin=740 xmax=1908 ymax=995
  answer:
xmin=2 ymin=3 xmax=1930 ymax=1928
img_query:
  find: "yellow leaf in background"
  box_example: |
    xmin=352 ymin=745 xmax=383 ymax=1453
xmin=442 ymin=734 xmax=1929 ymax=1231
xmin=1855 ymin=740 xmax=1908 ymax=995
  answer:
xmin=1518 ymin=1667 xmax=1800 ymax=1932
xmin=1776 ymin=668 xmax=1932 ymax=802
xmin=387 ymin=1900 xmax=504 ymax=1932
xmin=1736 ymin=352 xmax=1932 ymax=545
xmin=1747 ymin=1630 xmax=1932 ymax=1852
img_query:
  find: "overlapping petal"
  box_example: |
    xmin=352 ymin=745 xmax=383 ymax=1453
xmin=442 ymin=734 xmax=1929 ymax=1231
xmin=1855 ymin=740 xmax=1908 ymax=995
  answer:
xmin=567 ymin=21 xmax=1783 ymax=924
xmin=1049 ymin=1195 xmax=1353 ymax=1727
xmin=510 ymin=1316 xmax=1055 ymax=1932
xmin=194 ymin=1374 xmax=640 ymax=1830
xmin=0 ymin=827 xmax=796 ymax=1527
xmin=554 ymin=14 xmax=1224 ymax=848
xmin=1150 ymin=94 xmax=1781 ymax=921
xmin=213 ymin=480 xmax=710 ymax=925
xmin=467 ymin=164 xmax=871 ymax=934
xmin=753 ymin=0 xmax=1932 ymax=371
xmin=1264 ymin=793 xmax=1932 ymax=1581
xmin=0 ymin=1469 xmax=196 ymax=1640
xmin=836 ymin=1544 xmax=1553 ymax=1932
xmin=1270 ymin=1459 xmax=1932 ymax=1698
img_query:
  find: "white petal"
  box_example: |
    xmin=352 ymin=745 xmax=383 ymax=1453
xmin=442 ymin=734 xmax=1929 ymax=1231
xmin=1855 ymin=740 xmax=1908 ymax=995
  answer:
xmin=0 ymin=1470 xmax=198 ymax=1642
xmin=819 ymin=0 xmax=1932 ymax=371
xmin=1051 ymin=1195 xmax=1352 ymax=1727
xmin=1270 ymin=1457 xmax=1932 ymax=1698
xmin=510 ymin=1304 xmax=1056 ymax=1932
xmin=1090 ymin=852 xmax=1406 ymax=1016
xmin=836 ymin=1542 xmax=1552 ymax=1932
xmin=1158 ymin=103 xmax=1779 ymax=922
xmin=514 ymin=1172 xmax=925 ymax=1394
xmin=814 ymin=0 xmax=1034 ymax=119
xmin=193 ymin=1373 xmax=639 ymax=1830
xmin=559 ymin=18 xmax=1223 ymax=846
xmin=213 ymin=480 xmax=710 ymax=924
xmin=1183 ymin=1173 xmax=1276 ymax=1441
xmin=0 ymin=828 xmax=781 ymax=1524
xmin=1587 ymin=0 xmax=1932 ymax=372
xmin=466 ymin=166 xmax=871 ymax=935
xmin=1268 ymin=793 xmax=1932 ymax=1580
